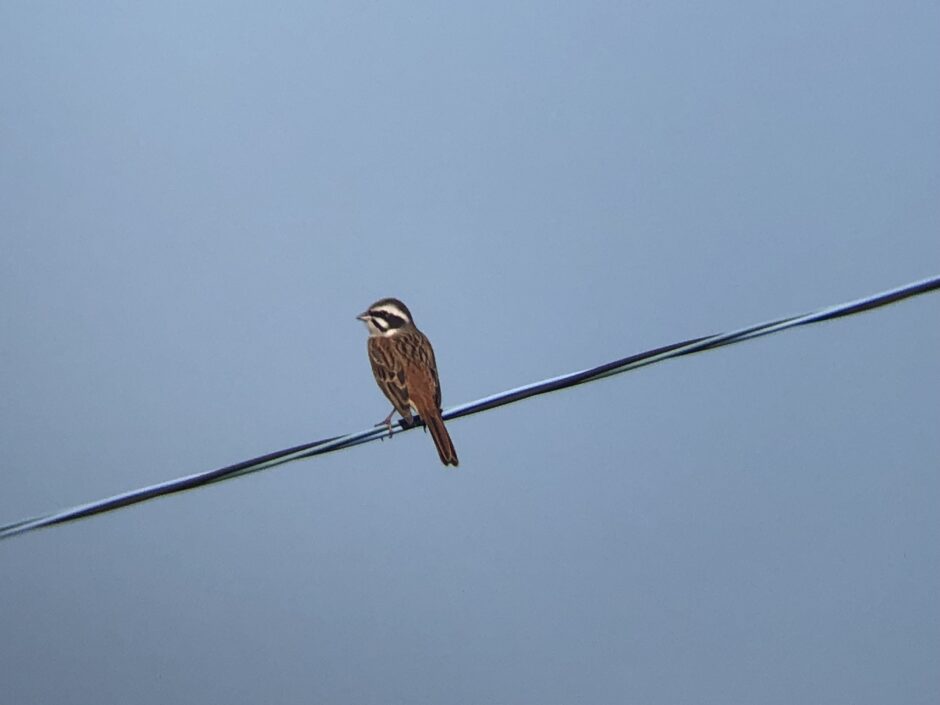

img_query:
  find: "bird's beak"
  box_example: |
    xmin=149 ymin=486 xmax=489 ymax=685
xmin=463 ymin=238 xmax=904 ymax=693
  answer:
xmin=356 ymin=312 xmax=368 ymax=321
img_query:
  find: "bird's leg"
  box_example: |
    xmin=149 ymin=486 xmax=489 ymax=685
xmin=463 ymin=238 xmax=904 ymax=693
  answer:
xmin=375 ymin=408 xmax=397 ymax=439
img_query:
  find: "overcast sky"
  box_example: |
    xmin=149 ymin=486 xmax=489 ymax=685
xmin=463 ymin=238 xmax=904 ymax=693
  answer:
xmin=1 ymin=2 xmax=938 ymax=704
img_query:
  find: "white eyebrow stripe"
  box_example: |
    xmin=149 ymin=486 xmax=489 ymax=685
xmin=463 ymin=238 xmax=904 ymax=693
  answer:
xmin=372 ymin=305 xmax=409 ymax=320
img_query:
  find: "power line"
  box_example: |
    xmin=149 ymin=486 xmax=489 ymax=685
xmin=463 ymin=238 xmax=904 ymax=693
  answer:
xmin=2 ymin=274 xmax=938 ymax=541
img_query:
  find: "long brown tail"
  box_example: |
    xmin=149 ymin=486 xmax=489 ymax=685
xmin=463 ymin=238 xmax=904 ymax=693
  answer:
xmin=424 ymin=410 xmax=459 ymax=467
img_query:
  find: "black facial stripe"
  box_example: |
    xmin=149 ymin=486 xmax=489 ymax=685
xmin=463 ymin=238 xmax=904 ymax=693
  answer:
xmin=372 ymin=298 xmax=413 ymax=322
xmin=372 ymin=312 xmax=407 ymax=330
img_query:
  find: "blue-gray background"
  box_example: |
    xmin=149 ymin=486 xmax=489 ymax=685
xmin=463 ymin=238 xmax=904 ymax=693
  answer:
xmin=2 ymin=2 xmax=938 ymax=704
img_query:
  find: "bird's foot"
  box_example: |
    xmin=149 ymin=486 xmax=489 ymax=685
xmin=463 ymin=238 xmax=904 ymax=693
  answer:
xmin=374 ymin=410 xmax=396 ymax=439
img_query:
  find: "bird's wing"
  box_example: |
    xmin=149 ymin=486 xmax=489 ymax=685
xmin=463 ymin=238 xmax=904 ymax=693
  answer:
xmin=367 ymin=336 xmax=412 ymax=419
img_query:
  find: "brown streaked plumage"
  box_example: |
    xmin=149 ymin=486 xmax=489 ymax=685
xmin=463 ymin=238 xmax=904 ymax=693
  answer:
xmin=357 ymin=298 xmax=459 ymax=467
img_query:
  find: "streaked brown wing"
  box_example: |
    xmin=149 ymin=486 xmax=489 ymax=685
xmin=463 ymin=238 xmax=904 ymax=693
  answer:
xmin=398 ymin=329 xmax=443 ymax=413
xmin=398 ymin=330 xmax=457 ymax=466
xmin=369 ymin=326 xmax=457 ymax=466
xmin=367 ymin=335 xmax=413 ymax=421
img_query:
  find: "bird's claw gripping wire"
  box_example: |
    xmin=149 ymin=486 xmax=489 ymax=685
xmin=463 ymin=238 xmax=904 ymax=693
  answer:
xmin=375 ymin=410 xmax=396 ymax=440
xmin=374 ymin=409 xmax=417 ymax=439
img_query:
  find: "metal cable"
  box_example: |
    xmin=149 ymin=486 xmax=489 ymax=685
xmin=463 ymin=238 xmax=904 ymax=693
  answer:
xmin=2 ymin=274 xmax=937 ymax=541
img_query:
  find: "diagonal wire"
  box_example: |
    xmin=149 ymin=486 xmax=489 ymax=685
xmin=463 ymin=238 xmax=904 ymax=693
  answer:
xmin=1 ymin=274 xmax=938 ymax=541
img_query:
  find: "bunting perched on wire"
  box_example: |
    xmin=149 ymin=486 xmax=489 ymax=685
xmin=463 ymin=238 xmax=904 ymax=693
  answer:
xmin=2 ymin=274 xmax=938 ymax=541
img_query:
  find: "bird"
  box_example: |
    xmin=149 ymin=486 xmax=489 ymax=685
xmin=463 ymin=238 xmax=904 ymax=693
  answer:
xmin=357 ymin=297 xmax=459 ymax=467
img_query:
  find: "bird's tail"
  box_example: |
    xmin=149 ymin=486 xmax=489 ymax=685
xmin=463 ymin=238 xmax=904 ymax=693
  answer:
xmin=425 ymin=411 xmax=459 ymax=467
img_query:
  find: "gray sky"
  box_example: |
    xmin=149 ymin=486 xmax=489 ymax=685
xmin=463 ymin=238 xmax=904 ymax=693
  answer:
xmin=1 ymin=2 xmax=938 ymax=704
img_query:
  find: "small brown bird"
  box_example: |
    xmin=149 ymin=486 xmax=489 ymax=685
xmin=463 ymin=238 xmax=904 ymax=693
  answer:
xmin=357 ymin=298 xmax=459 ymax=466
